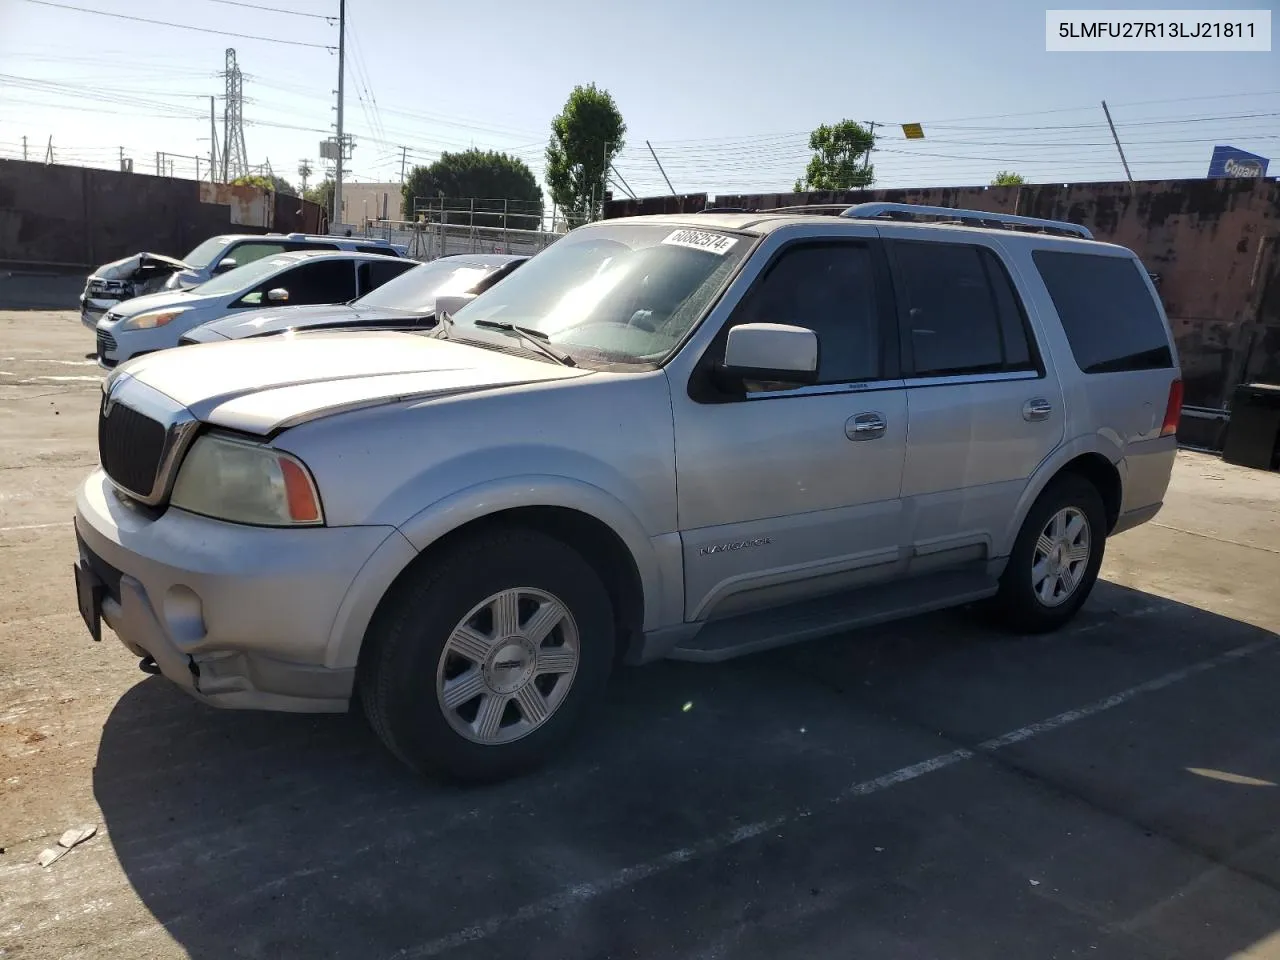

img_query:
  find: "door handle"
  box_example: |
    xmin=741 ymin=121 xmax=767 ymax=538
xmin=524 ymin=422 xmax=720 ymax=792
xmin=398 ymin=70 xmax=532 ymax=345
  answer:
xmin=1023 ymin=398 xmax=1052 ymax=422
xmin=845 ymin=412 xmax=886 ymax=441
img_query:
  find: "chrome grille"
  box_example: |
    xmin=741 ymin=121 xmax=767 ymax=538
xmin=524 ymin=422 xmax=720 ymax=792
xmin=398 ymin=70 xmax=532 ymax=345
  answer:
xmin=98 ymin=401 xmax=167 ymax=499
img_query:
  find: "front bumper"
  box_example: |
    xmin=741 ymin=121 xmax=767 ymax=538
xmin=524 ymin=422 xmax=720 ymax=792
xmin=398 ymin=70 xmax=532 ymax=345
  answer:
xmin=74 ymin=469 xmax=402 ymax=712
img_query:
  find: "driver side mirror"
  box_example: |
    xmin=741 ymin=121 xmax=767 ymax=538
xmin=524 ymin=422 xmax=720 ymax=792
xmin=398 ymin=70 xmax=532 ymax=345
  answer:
xmin=717 ymin=323 xmax=818 ymax=388
xmin=213 ymin=257 xmax=238 ymax=274
xmin=267 ymin=287 xmax=289 ymax=303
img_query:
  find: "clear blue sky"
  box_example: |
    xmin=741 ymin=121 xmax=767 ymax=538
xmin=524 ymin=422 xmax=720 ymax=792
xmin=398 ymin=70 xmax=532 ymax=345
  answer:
xmin=0 ymin=0 xmax=1276 ymax=200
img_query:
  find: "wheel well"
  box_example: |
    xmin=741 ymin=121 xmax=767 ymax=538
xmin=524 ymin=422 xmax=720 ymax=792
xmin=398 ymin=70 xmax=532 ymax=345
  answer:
xmin=1057 ymin=453 xmax=1122 ymax=532
xmin=370 ymin=507 xmax=645 ymax=664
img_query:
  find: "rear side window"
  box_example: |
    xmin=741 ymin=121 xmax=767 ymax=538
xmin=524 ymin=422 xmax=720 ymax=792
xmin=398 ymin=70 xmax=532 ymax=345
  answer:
xmin=891 ymin=240 xmax=1037 ymax=377
xmin=226 ymin=242 xmax=288 ymax=267
xmin=1032 ymin=251 xmax=1173 ymax=374
xmin=355 ymin=244 xmax=396 ymax=256
xmin=357 ymin=258 xmax=414 ymax=295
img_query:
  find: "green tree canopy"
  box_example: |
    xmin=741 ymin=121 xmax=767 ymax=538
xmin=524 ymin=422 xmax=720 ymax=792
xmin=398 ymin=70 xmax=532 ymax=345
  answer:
xmin=231 ymin=173 xmax=297 ymax=196
xmin=304 ymin=178 xmax=335 ymax=216
xmin=991 ymin=171 xmax=1026 ymax=185
xmin=794 ymin=120 xmax=875 ymax=192
xmin=545 ymin=83 xmax=626 ymax=226
xmin=402 ymin=149 xmax=543 ymax=230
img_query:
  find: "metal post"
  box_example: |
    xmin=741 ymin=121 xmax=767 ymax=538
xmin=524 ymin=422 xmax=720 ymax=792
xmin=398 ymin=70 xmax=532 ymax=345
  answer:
xmin=1101 ymin=100 xmax=1135 ymax=195
xmin=599 ymin=141 xmax=610 ymax=221
xmin=646 ymin=140 xmax=676 ymax=196
xmin=333 ymin=0 xmax=346 ymax=231
xmin=156 ymin=151 xmax=161 ymax=176
xmin=195 ymin=157 xmax=201 ymax=181
xmin=209 ymin=96 xmax=217 ymax=183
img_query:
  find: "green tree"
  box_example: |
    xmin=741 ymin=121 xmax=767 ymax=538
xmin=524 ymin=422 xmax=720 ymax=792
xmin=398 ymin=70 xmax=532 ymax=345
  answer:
xmin=991 ymin=170 xmax=1026 ymax=186
xmin=545 ymin=83 xmax=626 ymax=225
xmin=231 ymin=173 xmax=297 ymax=196
xmin=402 ymin=149 xmax=544 ymax=230
xmin=304 ymin=177 xmax=335 ymax=215
xmin=794 ymin=120 xmax=875 ymax=192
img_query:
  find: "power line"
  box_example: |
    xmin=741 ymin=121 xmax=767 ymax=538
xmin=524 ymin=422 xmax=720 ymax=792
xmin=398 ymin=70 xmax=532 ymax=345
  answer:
xmin=199 ymin=0 xmax=334 ymax=19
xmin=18 ymin=0 xmax=335 ymax=49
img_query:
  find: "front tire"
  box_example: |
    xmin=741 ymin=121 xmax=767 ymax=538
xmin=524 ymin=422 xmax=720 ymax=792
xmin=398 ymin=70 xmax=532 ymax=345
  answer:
xmin=359 ymin=528 xmax=615 ymax=782
xmin=993 ymin=474 xmax=1107 ymax=633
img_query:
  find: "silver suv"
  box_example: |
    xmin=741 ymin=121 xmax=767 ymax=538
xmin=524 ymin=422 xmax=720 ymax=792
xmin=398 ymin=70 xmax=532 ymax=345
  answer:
xmin=72 ymin=203 xmax=1182 ymax=782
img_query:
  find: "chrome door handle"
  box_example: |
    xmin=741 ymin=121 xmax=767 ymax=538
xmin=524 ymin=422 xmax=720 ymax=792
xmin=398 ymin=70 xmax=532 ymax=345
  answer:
xmin=845 ymin=412 xmax=886 ymax=441
xmin=1023 ymin=398 xmax=1052 ymax=422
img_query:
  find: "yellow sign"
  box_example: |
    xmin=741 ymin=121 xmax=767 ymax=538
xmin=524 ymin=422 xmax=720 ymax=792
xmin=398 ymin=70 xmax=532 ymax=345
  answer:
xmin=902 ymin=123 xmax=925 ymax=140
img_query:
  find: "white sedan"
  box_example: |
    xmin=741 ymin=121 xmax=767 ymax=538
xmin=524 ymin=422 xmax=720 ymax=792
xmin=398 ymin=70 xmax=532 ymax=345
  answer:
xmin=94 ymin=250 xmax=414 ymax=368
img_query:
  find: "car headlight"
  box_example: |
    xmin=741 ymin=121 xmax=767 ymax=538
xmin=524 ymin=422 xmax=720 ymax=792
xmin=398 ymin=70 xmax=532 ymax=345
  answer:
xmin=120 ymin=307 xmax=190 ymax=331
xmin=170 ymin=434 xmax=324 ymax=526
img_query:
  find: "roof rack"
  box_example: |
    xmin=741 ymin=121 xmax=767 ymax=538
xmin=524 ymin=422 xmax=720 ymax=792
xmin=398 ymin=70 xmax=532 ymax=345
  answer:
xmin=756 ymin=203 xmax=852 ymax=215
xmin=840 ymin=202 xmax=1093 ymax=240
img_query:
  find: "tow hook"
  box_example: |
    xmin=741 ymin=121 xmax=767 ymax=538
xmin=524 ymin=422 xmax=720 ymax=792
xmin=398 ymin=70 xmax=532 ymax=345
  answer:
xmin=138 ymin=655 xmax=160 ymax=675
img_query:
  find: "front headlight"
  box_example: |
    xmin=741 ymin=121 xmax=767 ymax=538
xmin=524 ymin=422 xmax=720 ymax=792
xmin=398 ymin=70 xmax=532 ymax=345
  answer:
xmin=121 ymin=307 xmax=190 ymax=331
xmin=170 ymin=434 xmax=324 ymax=526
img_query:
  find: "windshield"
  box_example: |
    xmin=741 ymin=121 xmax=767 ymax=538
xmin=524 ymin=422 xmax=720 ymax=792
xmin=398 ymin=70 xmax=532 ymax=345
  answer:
xmin=182 ymin=236 xmax=233 ymax=270
xmin=194 ymin=256 xmax=297 ymax=297
xmin=448 ymin=223 xmax=752 ymax=365
xmin=355 ymin=258 xmax=498 ymax=312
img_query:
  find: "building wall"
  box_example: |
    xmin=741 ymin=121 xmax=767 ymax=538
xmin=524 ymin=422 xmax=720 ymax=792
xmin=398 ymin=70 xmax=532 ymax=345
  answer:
xmin=341 ymin=182 xmax=403 ymax=224
xmin=0 ymin=159 xmax=326 ymax=269
xmin=607 ymin=178 xmax=1280 ymax=410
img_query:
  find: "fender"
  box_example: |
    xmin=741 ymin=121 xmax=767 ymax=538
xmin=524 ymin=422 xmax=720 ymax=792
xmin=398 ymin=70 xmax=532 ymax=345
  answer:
xmin=996 ymin=431 xmax=1126 ymax=557
xmin=324 ymin=474 xmax=677 ymax=670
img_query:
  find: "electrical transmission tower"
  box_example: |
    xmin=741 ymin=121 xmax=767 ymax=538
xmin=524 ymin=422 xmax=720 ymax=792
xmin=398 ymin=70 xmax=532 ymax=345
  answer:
xmin=220 ymin=48 xmax=249 ymax=181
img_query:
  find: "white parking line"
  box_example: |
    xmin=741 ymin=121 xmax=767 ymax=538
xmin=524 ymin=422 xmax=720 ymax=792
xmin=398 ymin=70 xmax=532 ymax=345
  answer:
xmin=392 ymin=632 xmax=1280 ymax=959
xmin=0 ymin=357 xmax=98 ymax=366
xmin=0 ymin=521 xmax=70 ymax=533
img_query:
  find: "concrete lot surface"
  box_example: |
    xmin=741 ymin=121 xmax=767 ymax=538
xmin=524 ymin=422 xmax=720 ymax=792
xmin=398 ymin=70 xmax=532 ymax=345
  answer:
xmin=1 ymin=310 xmax=1278 ymax=960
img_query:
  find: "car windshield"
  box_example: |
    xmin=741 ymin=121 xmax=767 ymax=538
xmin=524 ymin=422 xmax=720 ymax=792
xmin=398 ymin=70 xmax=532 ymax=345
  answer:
xmin=193 ymin=256 xmax=298 ymax=297
xmin=182 ymin=236 xmax=233 ymax=270
xmin=355 ymin=258 xmax=500 ymax=312
xmin=446 ymin=223 xmax=752 ymax=365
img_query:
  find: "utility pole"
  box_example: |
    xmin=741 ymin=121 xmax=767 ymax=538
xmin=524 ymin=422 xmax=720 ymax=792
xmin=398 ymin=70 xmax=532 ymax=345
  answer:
xmin=209 ymin=95 xmax=217 ymax=183
xmin=598 ymin=141 xmax=610 ymax=220
xmin=156 ymin=151 xmax=161 ymax=176
xmin=22 ymin=136 xmax=27 ymax=161
xmin=646 ymin=140 xmax=676 ymax=197
xmin=1101 ymin=100 xmax=1135 ymax=196
xmin=44 ymin=136 xmax=52 ymax=164
xmin=298 ymin=159 xmax=312 ymax=197
xmin=333 ymin=0 xmax=346 ymax=230
xmin=864 ymin=121 xmax=876 ymax=172
xmin=399 ymin=145 xmax=407 ymax=185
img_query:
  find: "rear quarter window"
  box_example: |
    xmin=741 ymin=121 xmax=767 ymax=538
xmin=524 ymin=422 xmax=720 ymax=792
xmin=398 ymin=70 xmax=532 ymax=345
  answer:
xmin=1032 ymin=250 xmax=1173 ymax=374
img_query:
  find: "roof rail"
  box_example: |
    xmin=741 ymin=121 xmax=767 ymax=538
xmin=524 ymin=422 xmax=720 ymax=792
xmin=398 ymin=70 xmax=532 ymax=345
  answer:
xmin=757 ymin=203 xmax=852 ymax=215
xmin=840 ymin=202 xmax=1093 ymax=240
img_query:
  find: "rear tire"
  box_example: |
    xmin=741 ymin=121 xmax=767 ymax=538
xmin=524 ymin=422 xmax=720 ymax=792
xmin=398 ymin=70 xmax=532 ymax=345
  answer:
xmin=359 ymin=527 xmax=615 ymax=783
xmin=993 ymin=474 xmax=1107 ymax=633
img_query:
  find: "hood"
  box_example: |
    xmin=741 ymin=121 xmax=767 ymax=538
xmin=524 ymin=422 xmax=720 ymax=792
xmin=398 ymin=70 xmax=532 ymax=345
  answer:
xmin=190 ymin=302 xmax=416 ymax=341
xmin=104 ymin=287 xmax=211 ymax=320
xmin=115 ymin=331 xmax=590 ymax=434
xmin=93 ymin=252 xmax=189 ymax=281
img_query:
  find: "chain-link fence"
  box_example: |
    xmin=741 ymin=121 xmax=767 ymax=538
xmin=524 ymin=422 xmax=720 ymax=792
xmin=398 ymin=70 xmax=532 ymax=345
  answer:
xmin=358 ymin=218 xmax=561 ymax=261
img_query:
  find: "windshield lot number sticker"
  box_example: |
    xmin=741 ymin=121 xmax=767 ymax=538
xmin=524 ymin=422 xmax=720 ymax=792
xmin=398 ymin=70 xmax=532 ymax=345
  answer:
xmin=662 ymin=229 xmax=738 ymax=255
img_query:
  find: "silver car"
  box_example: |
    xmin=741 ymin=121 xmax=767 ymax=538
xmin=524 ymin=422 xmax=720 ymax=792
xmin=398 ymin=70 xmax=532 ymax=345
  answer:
xmin=80 ymin=233 xmax=404 ymax=328
xmin=94 ymin=250 xmax=415 ymax=367
xmin=73 ymin=203 xmax=1181 ymax=782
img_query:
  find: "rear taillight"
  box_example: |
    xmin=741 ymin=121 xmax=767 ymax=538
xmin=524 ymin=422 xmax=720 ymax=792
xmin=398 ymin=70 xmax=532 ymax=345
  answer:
xmin=1161 ymin=379 xmax=1183 ymax=437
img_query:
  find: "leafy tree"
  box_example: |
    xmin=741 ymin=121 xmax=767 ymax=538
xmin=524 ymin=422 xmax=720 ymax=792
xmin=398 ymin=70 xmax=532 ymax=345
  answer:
xmin=304 ymin=177 xmax=335 ymax=215
xmin=545 ymin=83 xmax=626 ymax=225
xmin=231 ymin=173 xmax=297 ymax=196
xmin=991 ymin=171 xmax=1026 ymax=186
xmin=794 ymin=120 xmax=875 ymax=192
xmin=402 ymin=149 xmax=543 ymax=230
